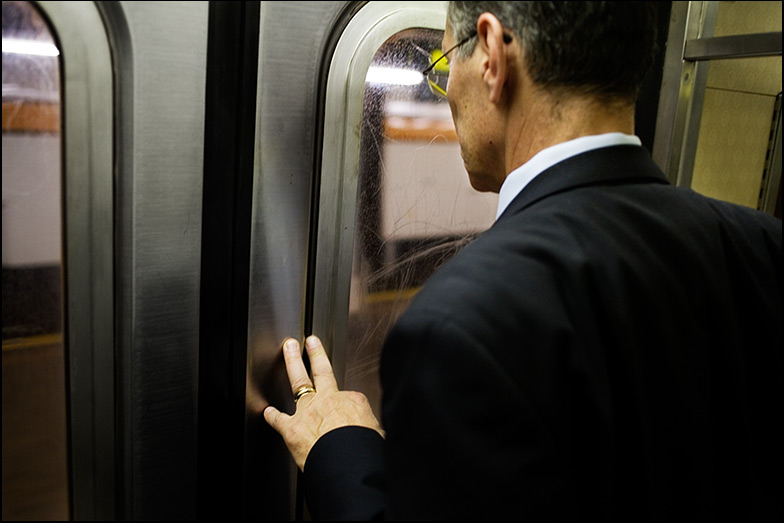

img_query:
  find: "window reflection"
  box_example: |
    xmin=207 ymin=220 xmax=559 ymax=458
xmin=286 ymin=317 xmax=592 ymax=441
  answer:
xmin=345 ymin=28 xmax=498 ymax=415
xmin=2 ymin=1 xmax=69 ymax=520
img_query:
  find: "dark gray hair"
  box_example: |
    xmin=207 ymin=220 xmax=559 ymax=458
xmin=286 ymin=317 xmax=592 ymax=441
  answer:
xmin=447 ymin=1 xmax=658 ymax=102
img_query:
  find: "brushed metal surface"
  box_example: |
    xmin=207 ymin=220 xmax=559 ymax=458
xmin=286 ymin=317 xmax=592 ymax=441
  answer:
xmin=684 ymin=31 xmax=782 ymax=60
xmin=245 ymin=3 xmax=448 ymax=517
xmin=245 ymin=2 xmax=354 ymax=518
xmin=109 ymin=1 xmax=208 ymax=519
xmin=35 ymin=1 xmax=115 ymax=519
xmin=652 ymin=1 xmax=717 ymax=185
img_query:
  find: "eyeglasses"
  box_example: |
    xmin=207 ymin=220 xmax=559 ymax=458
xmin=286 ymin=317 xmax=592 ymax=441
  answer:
xmin=421 ymin=31 xmax=477 ymax=99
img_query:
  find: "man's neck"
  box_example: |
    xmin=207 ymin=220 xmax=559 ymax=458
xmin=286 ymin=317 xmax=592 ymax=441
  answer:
xmin=505 ymin=90 xmax=636 ymax=175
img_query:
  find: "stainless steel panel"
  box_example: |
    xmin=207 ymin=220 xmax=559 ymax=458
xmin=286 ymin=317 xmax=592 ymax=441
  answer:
xmin=760 ymin=97 xmax=782 ymax=215
xmin=245 ymin=1 xmax=352 ymax=519
xmin=652 ymin=1 xmax=718 ymax=185
xmin=684 ymin=31 xmax=782 ymax=60
xmin=104 ymin=1 xmax=209 ymax=519
xmin=34 ymin=1 xmax=115 ymax=519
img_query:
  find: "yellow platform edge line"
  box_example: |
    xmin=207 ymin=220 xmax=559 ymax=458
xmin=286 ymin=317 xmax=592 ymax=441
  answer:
xmin=2 ymin=333 xmax=63 ymax=351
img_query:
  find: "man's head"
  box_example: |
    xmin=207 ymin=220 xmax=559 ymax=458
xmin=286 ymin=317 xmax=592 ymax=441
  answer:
xmin=447 ymin=1 xmax=658 ymax=104
xmin=442 ymin=2 xmax=658 ymax=192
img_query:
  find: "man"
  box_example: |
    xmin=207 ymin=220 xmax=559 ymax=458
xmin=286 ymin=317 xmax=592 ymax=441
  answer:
xmin=264 ymin=2 xmax=783 ymax=520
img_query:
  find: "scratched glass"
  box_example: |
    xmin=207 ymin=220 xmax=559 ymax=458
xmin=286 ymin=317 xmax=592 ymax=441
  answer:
xmin=347 ymin=28 xmax=498 ymax=416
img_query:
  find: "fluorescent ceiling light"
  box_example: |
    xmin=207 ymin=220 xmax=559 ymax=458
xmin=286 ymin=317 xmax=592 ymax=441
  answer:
xmin=366 ymin=66 xmax=423 ymax=86
xmin=2 ymin=38 xmax=60 ymax=57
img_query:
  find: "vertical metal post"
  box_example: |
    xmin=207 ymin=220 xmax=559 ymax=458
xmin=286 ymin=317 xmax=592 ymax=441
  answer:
xmin=652 ymin=1 xmax=718 ymax=186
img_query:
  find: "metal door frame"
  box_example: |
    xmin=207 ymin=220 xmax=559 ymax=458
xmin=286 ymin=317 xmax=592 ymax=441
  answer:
xmin=312 ymin=0 xmax=448 ymax=385
xmin=33 ymin=1 xmax=115 ymax=519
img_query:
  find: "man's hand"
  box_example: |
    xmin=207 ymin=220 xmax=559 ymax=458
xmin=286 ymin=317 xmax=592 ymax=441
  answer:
xmin=263 ymin=335 xmax=383 ymax=470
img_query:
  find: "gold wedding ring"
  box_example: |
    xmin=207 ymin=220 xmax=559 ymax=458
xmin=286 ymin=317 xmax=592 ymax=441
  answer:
xmin=293 ymin=385 xmax=316 ymax=403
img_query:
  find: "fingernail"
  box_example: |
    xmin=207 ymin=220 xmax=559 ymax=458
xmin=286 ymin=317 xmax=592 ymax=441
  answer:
xmin=305 ymin=336 xmax=319 ymax=349
xmin=284 ymin=339 xmax=298 ymax=353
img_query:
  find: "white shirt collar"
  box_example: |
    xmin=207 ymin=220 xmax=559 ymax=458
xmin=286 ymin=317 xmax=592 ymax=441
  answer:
xmin=495 ymin=133 xmax=642 ymax=219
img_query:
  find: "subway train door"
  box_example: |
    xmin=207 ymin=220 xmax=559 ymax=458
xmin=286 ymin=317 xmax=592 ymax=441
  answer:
xmin=240 ymin=2 xmax=491 ymax=519
xmin=224 ymin=1 xmax=672 ymax=520
xmin=3 ymin=1 xmax=114 ymax=519
xmin=213 ymin=1 xmax=497 ymax=519
xmin=310 ymin=1 xmax=498 ymax=421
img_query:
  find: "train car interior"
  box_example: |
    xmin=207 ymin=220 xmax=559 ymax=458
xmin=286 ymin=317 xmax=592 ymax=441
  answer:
xmin=2 ymin=1 xmax=781 ymax=520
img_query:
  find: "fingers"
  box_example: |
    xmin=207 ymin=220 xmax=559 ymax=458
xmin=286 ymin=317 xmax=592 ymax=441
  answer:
xmin=266 ymin=336 xmax=378 ymax=471
xmin=279 ymin=335 xmax=339 ymax=399
xmin=282 ymin=338 xmax=314 ymax=396
xmin=304 ymin=336 xmax=338 ymax=393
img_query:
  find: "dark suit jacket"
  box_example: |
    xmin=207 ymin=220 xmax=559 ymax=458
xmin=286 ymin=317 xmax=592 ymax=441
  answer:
xmin=303 ymin=145 xmax=783 ymax=520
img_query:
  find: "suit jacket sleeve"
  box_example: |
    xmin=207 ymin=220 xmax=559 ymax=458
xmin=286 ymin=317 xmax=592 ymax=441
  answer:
xmin=303 ymin=426 xmax=386 ymax=521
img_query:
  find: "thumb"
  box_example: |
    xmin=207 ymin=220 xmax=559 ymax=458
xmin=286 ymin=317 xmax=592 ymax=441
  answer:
xmin=263 ymin=405 xmax=287 ymax=432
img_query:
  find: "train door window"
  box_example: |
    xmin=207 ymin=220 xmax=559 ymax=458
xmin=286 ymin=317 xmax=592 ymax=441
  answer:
xmin=313 ymin=3 xmax=497 ymax=416
xmin=2 ymin=0 xmax=69 ymax=519
xmin=347 ymin=28 xmax=498 ymax=414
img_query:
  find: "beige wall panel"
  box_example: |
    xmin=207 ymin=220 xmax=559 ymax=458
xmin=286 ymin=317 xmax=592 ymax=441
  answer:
xmin=691 ymin=88 xmax=776 ymax=208
xmin=714 ymin=1 xmax=782 ymax=36
xmin=707 ymin=56 xmax=782 ymax=96
xmin=708 ymin=2 xmax=782 ymax=95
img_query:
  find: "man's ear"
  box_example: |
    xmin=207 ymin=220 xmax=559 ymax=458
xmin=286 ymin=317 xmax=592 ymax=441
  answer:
xmin=476 ymin=13 xmax=509 ymax=104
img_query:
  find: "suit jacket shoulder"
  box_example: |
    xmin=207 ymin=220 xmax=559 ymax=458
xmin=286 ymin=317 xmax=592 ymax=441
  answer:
xmin=380 ymin=145 xmax=782 ymax=519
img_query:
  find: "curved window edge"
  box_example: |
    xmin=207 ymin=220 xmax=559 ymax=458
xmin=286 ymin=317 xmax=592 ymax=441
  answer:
xmin=34 ymin=1 xmax=115 ymax=519
xmin=313 ymin=0 xmax=447 ymax=384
